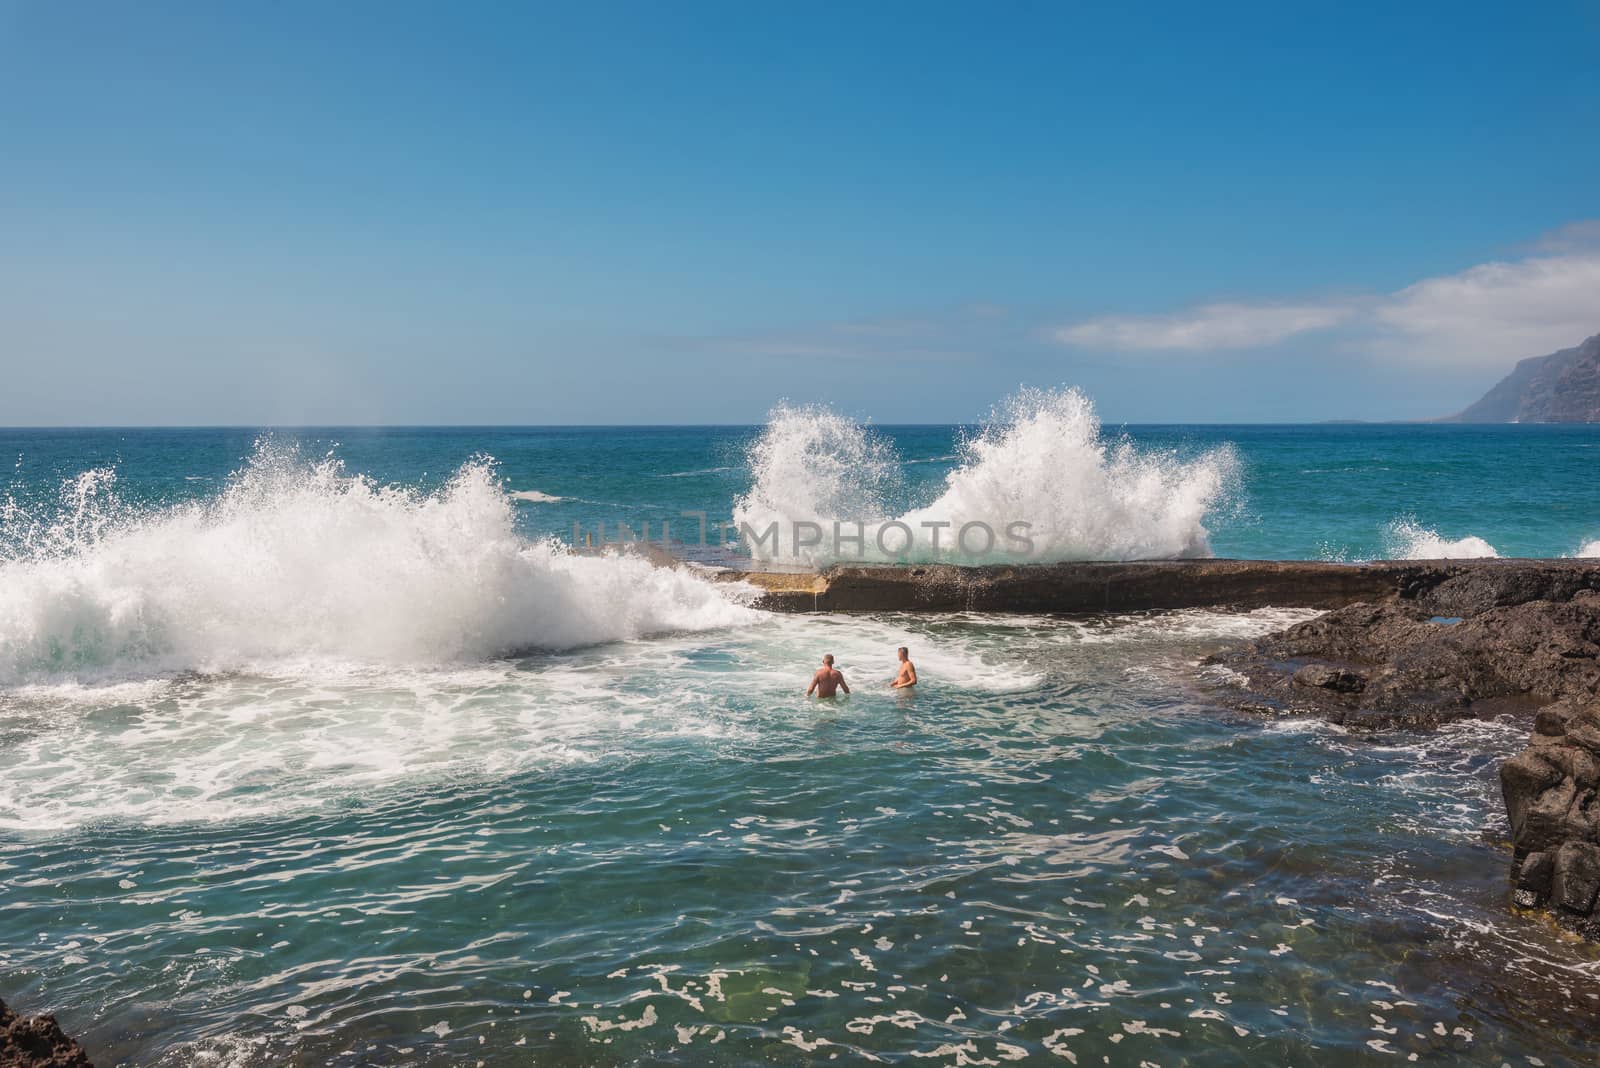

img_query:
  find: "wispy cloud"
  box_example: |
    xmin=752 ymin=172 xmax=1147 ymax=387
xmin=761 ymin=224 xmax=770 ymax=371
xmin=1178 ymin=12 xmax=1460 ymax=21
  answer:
xmin=666 ymin=223 xmax=1599 ymax=376
xmin=1528 ymin=219 xmax=1600 ymax=254
xmin=1051 ymin=220 xmax=1600 ymax=368
xmin=1052 ymin=301 xmax=1356 ymax=351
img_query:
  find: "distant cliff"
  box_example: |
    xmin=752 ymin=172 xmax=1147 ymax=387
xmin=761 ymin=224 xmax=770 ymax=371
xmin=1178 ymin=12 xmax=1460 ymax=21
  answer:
xmin=1445 ymin=333 xmax=1600 ymax=423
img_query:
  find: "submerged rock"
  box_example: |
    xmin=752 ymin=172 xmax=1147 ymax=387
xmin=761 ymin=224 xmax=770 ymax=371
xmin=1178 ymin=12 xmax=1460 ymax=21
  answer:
xmin=0 ymin=998 xmax=93 ymax=1068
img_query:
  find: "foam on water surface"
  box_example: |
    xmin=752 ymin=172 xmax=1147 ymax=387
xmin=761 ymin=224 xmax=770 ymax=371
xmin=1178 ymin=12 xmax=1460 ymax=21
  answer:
xmin=4 ymin=600 xmax=1597 ymax=1066
xmin=0 ymin=606 xmax=1062 ymax=830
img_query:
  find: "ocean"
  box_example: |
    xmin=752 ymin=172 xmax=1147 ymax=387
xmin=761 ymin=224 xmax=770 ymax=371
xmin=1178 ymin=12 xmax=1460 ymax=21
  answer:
xmin=3 ymin=391 xmax=1599 ymax=1065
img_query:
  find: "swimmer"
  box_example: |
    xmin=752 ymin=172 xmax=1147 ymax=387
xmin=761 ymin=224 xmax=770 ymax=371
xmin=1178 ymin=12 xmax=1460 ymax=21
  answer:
xmin=890 ymin=646 xmax=917 ymax=689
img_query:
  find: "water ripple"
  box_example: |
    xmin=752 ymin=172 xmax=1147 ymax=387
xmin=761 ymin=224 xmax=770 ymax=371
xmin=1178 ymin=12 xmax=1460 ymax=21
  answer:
xmin=3 ymin=611 xmax=1597 ymax=1065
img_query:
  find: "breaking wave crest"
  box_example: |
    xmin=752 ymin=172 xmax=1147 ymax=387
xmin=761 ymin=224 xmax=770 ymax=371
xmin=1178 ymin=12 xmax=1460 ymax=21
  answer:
xmin=1381 ymin=518 xmax=1500 ymax=560
xmin=732 ymin=387 xmax=1238 ymax=565
xmin=0 ymin=444 xmax=750 ymax=685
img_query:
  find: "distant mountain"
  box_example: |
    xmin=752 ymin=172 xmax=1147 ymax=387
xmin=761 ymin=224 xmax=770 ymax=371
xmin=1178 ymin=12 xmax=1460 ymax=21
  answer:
xmin=1444 ymin=333 xmax=1600 ymax=423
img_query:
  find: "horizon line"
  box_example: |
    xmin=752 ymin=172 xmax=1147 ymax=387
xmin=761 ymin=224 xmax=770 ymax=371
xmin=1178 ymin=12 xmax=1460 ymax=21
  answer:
xmin=0 ymin=420 xmax=1564 ymax=432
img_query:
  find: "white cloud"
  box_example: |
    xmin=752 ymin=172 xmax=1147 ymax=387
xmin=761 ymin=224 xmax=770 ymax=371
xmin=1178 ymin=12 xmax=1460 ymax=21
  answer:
xmin=1051 ymin=222 xmax=1600 ymax=368
xmin=1052 ymin=301 xmax=1356 ymax=351
xmin=1372 ymin=252 xmax=1600 ymax=367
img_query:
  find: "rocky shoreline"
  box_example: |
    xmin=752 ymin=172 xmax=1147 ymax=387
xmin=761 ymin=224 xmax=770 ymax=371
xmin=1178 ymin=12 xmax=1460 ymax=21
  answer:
xmin=1199 ymin=562 xmax=1600 ymax=936
xmin=1201 ymin=563 xmax=1600 ymax=729
xmin=0 ymin=998 xmax=93 ymax=1068
xmin=1501 ymin=705 xmax=1600 ymax=938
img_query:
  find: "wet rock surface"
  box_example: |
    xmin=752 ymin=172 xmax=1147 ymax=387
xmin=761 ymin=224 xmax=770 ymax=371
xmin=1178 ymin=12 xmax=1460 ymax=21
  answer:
xmin=713 ymin=556 xmax=1600 ymax=617
xmin=1203 ymin=572 xmax=1600 ymax=730
xmin=718 ymin=557 xmax=1411 ymax=613
xmin=0 ymin=998 xmax=93 ymax=1068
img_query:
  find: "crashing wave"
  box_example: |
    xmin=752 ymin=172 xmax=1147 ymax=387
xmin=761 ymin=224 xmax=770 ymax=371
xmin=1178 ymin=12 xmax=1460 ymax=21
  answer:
xmin=0 ymin=443 xmax=749 ymax=685
xmin=1382 ymin=518 xmax=1499 ymax=560
xmin=731 ymin=387 xmax=1237 ymax=566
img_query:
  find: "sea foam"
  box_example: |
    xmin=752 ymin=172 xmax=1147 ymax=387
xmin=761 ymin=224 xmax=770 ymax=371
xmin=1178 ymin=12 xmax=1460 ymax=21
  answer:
xmin=0 ymin=443 xmax=749 ymax=685
xmin=732 ymin=387 xmax=1237 ymax=565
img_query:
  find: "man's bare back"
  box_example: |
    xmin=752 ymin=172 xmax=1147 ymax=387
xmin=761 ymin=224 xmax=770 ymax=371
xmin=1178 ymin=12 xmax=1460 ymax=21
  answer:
xmin=807 ymin=654 xmax=850 ymax=697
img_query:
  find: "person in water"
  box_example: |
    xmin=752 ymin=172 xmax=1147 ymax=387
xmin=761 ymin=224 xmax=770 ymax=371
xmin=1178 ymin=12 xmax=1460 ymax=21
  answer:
xmin=890 ymin=646 xmax=918 ymax=689
xmin=807 ymin=654 xmax=850 ymax=697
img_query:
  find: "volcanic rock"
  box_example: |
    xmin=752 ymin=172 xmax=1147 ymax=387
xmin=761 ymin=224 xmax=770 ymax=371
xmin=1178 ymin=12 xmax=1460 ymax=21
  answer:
xmin=0 ymin=998 xmax=93 ymax=1068
xmin=1501 ymin=699 xmax=1600 ymax=937
xmin=1205 ymin=588 xmax=1600 ymax=729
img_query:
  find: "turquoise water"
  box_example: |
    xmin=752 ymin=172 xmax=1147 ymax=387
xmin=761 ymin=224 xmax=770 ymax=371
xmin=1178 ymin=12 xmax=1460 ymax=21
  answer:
xmin=4 ymin=424 xmax=1600 ymax=561
xmin=2 ymin=419 xmax=1600 ymax=1065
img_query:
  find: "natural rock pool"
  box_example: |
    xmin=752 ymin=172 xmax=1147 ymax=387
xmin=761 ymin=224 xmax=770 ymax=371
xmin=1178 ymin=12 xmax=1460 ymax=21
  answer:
xmin=5 ymin=609 xmax=1598 ymax=1066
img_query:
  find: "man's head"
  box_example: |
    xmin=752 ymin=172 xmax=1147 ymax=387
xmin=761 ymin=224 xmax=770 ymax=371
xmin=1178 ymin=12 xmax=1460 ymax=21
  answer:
xmin=898 ymin=646 xmax=909 ymax=661
xmin=822 ymin=654 xmax=834 ymax=666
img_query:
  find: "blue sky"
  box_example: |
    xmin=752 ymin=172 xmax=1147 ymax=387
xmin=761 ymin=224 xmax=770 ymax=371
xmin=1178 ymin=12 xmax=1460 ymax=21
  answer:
xmin=2 ymin=1 xmax=1598 ymax=425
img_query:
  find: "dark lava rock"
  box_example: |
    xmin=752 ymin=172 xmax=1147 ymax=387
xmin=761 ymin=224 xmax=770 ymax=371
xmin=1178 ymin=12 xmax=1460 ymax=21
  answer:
xmin=1292 ymin=663 xmax=1367 ymax=693
xmin=1415 ymin=560 xmax=1600 ymax=617
xmin=1204 ymin=587 xmax=1600 ymax=730
xmin=1511 ymin=850 xmax=1555 ymax=908
xmin=1502 ymin=699 xmax=1600 ymax=937
xmin=0 ymin=998 xmax=93 ymax=1068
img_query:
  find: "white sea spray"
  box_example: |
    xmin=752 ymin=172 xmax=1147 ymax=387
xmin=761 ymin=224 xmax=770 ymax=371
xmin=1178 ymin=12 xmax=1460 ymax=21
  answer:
xmin=733 ymin=387 xmax=1238 ymax=565
xmin=1381 ymin=518 xmax=1499 ymax=560
xmin=0 ymin=441 xmax=750 ymax=684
